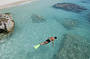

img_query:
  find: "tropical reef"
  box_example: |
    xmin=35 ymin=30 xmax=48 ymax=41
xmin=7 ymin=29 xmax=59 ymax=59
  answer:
xmin=0 ymin=13 xmax=15 ymax=40
xmin=54 ymin=33 xmax=90 ymax=59
xmin=31 ymin=14 xmax=46 ymax=23
xmin=53 ymin=3 xmax=87 ymax=13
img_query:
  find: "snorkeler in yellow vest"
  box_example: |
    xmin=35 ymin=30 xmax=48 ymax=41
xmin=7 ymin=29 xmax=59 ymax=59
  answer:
xmin=34 ymin=37 xmax=57 ymax=49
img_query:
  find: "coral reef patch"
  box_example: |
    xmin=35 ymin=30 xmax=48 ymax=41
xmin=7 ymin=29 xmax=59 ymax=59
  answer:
xmin=53 ymin=3 xmax=87 ymax=13
xmin=54 ymin=33 xmax=90 ymax=59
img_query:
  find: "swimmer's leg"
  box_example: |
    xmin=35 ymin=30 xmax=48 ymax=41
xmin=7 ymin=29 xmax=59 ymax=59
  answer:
xmin=40 ymin=41 xmax=48 ymax=45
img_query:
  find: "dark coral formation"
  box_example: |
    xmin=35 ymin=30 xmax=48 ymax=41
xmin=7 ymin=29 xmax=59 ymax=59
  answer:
xmin=54 ymin=33 xmax=90 ymax=59
xmin=31 ymin=14 xmax=46 ymax=23
xmin=53 ymin=3 xmax=87 ymax=13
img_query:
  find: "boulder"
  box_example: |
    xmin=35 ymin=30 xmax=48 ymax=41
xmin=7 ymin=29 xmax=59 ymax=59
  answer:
xmin=53 ymin=3 xmax=87 ymax=13
xmin=0 ymin=13 xmax=15 ymax=40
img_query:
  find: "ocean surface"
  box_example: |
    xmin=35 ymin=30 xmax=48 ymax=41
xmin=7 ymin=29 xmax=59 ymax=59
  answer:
xmin=0 ymin=0 xmax=90 ymax=59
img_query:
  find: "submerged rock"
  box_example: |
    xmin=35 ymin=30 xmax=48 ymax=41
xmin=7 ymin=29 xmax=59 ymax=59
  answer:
xmin=31 ymin=14 xmax=46 ymax=23
xmin=61 ymin=18 xmax=78 ymax=29
xmin=53 ymin=3 xmax=87 ymax=13
xmin=81 ymin=1 xmax=87 ymax=3
xmin=54 ymin=33 xmax=90 ymax=59
xmin=0 ymin=13 xmax=15 ymax=40
xmin=81 ymin=0 xmax=90 ymax=3
xmin=86 ymin=13 xmax=90 ymax=23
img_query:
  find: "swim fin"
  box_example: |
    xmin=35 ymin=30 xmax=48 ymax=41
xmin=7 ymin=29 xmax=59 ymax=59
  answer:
xmin=34 ymin=44 xmax=40 ymax=49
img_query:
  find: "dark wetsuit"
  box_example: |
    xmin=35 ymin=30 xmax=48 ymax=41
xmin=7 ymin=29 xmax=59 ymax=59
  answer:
xmin=46 ymin=39 xmax=51 ymax=43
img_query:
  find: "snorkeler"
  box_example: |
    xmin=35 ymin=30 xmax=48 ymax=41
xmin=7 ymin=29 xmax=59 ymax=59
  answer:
xmin=34 ymin=37 xmax=57 ymax=49
xmin=40 ymin=37 xmax=57 ymax=47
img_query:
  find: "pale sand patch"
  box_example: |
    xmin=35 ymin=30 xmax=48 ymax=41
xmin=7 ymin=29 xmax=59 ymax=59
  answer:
xmin=0 ymin=0 xmax=36 ymax=10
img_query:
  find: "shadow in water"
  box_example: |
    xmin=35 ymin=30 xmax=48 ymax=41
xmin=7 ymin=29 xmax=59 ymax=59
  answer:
xmin=31 ymin=14 xmax=46 ymax=23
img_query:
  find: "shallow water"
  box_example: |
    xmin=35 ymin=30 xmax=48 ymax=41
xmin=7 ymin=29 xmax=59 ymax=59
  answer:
xmin=0 ymin=0 xmax=90 ymax=59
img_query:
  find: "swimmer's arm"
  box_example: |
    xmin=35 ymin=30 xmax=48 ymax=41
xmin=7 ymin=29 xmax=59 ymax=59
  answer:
xmin=52 ymin=41 xmax=54 ymax=47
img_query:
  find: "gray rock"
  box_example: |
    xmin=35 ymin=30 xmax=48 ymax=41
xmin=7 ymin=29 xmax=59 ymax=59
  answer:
xmin=0 ymin=13 xmax=15 ymax=41
xmin=53 ymin=3 xmax=87 ymax=13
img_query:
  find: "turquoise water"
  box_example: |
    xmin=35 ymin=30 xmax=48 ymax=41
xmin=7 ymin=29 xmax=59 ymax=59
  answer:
xmin=0 ymin=0 xmax=90 ymax=59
